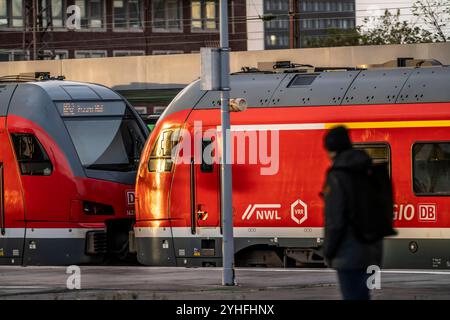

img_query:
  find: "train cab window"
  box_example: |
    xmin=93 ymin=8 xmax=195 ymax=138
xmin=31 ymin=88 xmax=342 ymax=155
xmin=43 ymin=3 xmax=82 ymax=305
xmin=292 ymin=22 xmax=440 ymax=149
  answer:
xmin=148 ymin=128 xmax=180 ymax=173
xmin=201 ymin=139 xmax=214 ymax=172
xmin=64 ymin=107 xmax=146 ymax=172
xmin=353 ymin=143 xmax=391 ymax=176
xmin=413 ymin=143 xmax=450 ymax=195
xmin=11 ymin=134 xmax=53 ymax=176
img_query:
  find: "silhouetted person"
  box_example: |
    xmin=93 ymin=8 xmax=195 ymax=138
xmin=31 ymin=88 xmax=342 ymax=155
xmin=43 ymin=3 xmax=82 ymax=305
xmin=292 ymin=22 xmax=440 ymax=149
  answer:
xmin=322 ymin=126 xmax=383 ymax=300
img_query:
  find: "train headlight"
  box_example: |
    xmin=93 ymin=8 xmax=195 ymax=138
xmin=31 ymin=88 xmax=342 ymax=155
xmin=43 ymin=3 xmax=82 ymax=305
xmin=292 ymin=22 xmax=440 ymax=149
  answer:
xmin=83 ymin=201 xmax=115 ymax=215
xmin=148 ymin=128 xmax=181 ymax=173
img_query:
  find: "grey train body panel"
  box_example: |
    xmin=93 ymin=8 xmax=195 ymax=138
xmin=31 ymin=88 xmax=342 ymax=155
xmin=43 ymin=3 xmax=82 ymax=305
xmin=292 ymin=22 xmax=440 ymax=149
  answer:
xmin=22 ymin=238 xmax=103 ymax=266
xmin=196 ymin=74 xmax=288 ymax=109
xmin=137 ymin=236 xmax=450 ymax=269
xmin=270 ymin=71 xmax=361 ymax=107
xmin=6 ymin=80 xmax=146 ymax=184
xmin=159 ymin=80 xmax=207 ymax=121
xmin=342 ymin=68 xmax=414 ymax=105
xmin=0 ymin=84 xmax=17 ymax=116
xmin=34 ymin=80 xmax=123 ymax=101
xmin=0 ymin=234 xmax=101 ymax=265
xmin=166 ymin=66 xmax=450 ymax=113
xmin=136 ymin=236 xmax=176 ymax=266
xmin=0 ymin=237 xmax=24 ymax=265
xmin=397 ymin=66 xmax=450 ymax=103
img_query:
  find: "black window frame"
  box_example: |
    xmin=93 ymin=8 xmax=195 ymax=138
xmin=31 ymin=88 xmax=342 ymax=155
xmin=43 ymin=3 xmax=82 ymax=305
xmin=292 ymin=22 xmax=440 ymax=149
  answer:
xmin=353 ymin=142 xmax=392 ymax=177
xmin=151 ymin=0 xmax=182 ymax=32
xmin=10 ymin=133 xmax=53 ymax=176
xmin=113 ymin=0 xmax=144 ymax=31
xmin=75 ymin=0 xmax=106 ymax=30
xmin=191 ymin=0 xmax=219 ymax=32
xmin=0 ymin=0 xmax=24 ymax=29
xmin=412 ymin=141 xmax=450 ymax=197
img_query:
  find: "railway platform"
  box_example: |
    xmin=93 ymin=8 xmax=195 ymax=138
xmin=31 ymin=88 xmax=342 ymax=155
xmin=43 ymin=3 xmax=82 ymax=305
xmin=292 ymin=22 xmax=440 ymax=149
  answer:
xmin=0 ymin=266 xmax=450 ymax=300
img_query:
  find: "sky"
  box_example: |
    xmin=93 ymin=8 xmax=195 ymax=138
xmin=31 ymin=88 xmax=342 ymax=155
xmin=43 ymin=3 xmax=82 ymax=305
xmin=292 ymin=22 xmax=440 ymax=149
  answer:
xmin=356 ymin=0 xmax=450 ymax=37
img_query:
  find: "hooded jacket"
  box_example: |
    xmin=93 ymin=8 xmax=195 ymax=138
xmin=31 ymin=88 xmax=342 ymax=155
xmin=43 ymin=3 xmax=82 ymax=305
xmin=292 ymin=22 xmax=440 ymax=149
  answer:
xmin=322 ymin=148 xmax=383 ymax=270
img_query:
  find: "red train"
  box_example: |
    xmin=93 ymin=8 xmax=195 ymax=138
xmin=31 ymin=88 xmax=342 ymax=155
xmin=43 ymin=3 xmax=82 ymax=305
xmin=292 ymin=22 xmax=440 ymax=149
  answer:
xmin=0 ymin=76 xmax=148 ymax=265
xmin=134 ymin=63 xmax=450 ymax=269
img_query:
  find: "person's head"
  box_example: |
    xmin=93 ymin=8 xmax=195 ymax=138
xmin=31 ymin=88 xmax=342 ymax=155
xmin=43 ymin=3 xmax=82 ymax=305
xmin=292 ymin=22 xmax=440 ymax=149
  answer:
xmin=324 ymin=125 xmax=352 ymax=160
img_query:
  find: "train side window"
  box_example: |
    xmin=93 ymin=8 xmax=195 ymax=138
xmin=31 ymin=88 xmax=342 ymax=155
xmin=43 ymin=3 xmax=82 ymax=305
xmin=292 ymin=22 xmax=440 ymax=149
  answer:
xmin=413 ymin=142 xmax=450 ymax=196
xmin=201 ymin=139 xmax=214 ymax=173
xmin=11 ymin=134 xmax=53 ymax=176
xmin=353 ymin=143 xmax=391 ymax=176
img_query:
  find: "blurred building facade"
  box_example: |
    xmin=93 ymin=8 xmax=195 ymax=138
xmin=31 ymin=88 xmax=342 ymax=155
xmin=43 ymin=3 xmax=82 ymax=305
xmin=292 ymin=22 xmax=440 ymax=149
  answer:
xmin=0 ymin=0 xmax=247 ymax=61
xmin=247 ymin=0 xmax=356 ymax=50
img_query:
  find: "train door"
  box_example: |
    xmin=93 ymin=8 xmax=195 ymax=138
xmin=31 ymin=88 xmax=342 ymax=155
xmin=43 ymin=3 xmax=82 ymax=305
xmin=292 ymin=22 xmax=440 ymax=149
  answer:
xmin=181 ymin=126 xmax=221 ymax=265
xmin=0 ymin=130 xmax=25 ymax=265
xmin=194 ymin=129 xmax=221 ymax=231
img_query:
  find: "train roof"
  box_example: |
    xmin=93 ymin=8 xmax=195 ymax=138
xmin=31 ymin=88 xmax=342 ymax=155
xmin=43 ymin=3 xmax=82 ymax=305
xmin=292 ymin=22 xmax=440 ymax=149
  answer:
xmin=163 ymin=65 xmax=450 ymax=120
xmin=0 ymin=80 xmax=123 ymax=116
xmin=0 ymin=78 xmax=146 ymax=181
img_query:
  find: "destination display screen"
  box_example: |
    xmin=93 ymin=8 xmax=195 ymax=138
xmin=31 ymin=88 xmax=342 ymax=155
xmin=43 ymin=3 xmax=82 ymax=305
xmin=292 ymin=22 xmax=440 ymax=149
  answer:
xmin=56 ymin=101 xmax=126 ymax=117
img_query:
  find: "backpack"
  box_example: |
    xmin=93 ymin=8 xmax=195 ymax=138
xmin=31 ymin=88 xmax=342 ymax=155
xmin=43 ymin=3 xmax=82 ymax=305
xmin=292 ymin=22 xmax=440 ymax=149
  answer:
xmin=343 ymin=163 xmax=397 ymax=243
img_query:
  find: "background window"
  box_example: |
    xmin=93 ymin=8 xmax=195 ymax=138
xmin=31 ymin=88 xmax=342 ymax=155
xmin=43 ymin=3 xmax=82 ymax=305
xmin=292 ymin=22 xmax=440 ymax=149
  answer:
xmin=42 ymin=50 xmax=68 ymax=60
xmin=113 ymin=50 xmax=145 ymax=57
xmin=75 ymin=0 xmax=104 ymax=29
xmin=191 ymin=0 xmax=218 ymax=31
xmin=0 ymin=0 xmax=7 ymax=27
xmin=152 ymin=50 xmax=184 ymax=55
xmin=51 ymin=0 xmax=66 ymax=28
xmin=413 ymin=143 xmax=450 ymax=195
xmin=11 ymin=134 xmax=53 ymax=176
xmin=0 ymin=0 xmax=23 ymax=28
xmin=11 ymin=0 xmax=22 ymax=27
xmin=0 ymin=51 xmax=9 ymax=61
xmin=37 ymin=0 xmax=67 ymax=29
xmin=152 ymin=0 xmax=182 ymax=31
xmin=75 ymin=50 xmax=107 ymax=58
xmin=114 ymin=0 xmax=142 ymax=29
xmin=0 ymin=49 xmax=29 ymax=61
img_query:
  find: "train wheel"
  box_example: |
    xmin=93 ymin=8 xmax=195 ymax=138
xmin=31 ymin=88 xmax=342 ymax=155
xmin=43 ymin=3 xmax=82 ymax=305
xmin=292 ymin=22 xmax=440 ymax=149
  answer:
xmin=235 ymin=245 xmax=285 ymax=268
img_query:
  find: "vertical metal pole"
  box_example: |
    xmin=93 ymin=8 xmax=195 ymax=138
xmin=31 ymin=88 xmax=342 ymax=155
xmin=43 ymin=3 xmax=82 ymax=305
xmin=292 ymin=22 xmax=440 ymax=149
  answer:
xmin=32 ymin=0 xmax=37 ymax=60
xmin=220 ymin=0 xmax=235 ymax=286
xmin=289 ymin=0 xmax=295 ymax=49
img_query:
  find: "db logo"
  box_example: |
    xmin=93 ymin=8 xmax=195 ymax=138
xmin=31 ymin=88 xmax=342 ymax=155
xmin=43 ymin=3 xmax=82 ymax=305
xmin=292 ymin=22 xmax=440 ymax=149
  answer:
xmin=418 ymin=204 xmax=437 ymax=222
xmin=127 ymin=191 xmax=135 ymax=206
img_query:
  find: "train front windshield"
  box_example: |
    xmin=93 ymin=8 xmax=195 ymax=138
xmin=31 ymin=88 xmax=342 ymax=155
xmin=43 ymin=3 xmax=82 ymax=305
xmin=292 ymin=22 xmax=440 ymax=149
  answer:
xmin=59 ymin=101 xmax=146 ymax=172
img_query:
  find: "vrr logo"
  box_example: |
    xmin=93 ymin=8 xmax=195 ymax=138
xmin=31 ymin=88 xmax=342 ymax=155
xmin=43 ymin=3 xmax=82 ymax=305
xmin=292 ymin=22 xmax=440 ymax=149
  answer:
xmin=291 ymin=199 xmax=308 ymax=225
xmin=418 ymin=204 xmax=437 ymax=222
